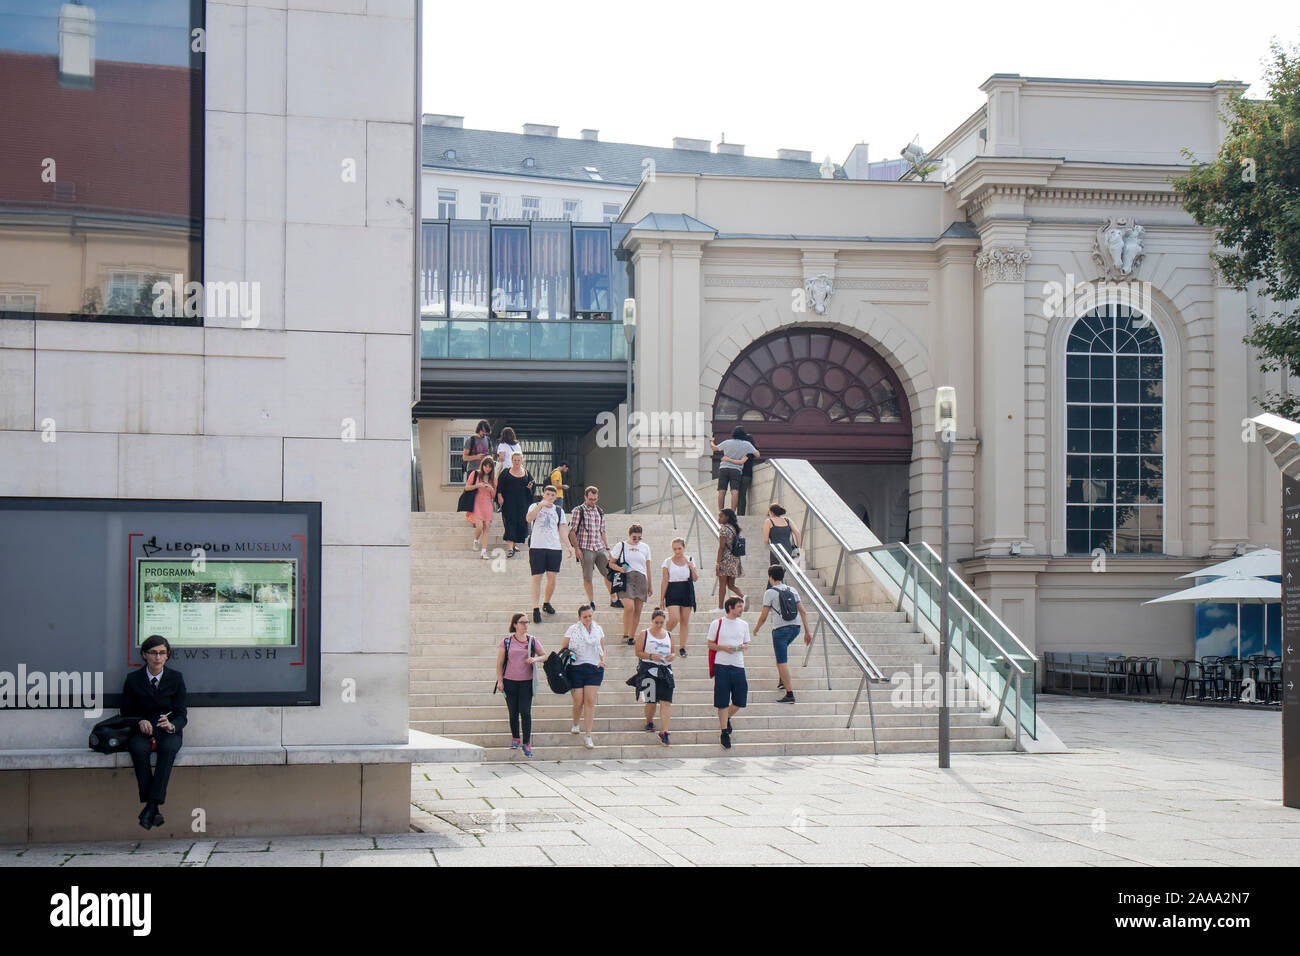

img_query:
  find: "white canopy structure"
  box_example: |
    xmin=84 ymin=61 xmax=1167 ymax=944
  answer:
xmin=1179 ymin=548 xmax=1281 ymax=580
xmin=1145 ymin=571 xmax=1280 ymax=657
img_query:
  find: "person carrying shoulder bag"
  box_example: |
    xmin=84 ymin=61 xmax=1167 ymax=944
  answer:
xmin=495 ymin=612 xmax=546 ymax=757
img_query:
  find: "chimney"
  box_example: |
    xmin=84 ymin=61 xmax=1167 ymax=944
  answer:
xmin=422 ymin=113 xmax=464 ymax=128
xmin=580 ymin=129 xmax=599 ymax=141
xmin=58 ymin=1 xmax=96 ymax=88
xmin=716 ymin=142 xmax=745 ymax=156
xmin=776 ymin=148 xmax=813 ymax=162
xmin=523 ymin=123 xmax=559 ymax=137
xmin=672 ymin=137 xmax=711 ymax=152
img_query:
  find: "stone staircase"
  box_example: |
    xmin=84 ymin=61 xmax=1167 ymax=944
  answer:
xmin=410 ymin=501 xmax=1014 ymax=760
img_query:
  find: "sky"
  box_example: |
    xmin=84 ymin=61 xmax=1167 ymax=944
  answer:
xmin=422 ymin=0 xmax=1300 ymax=164
xmin=0 ymin=0 xmax=190 ymax=66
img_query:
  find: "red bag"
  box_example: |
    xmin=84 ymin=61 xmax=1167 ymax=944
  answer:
xmin=707 ymin=619 xmax=720 ymax=678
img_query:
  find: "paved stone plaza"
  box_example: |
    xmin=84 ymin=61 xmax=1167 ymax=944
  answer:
xmin=4 ymin=698 xmax=1296 ymax=866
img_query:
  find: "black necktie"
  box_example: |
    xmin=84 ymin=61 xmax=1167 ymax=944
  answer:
xmin=150 ymin=676 xmax=158 ymax=693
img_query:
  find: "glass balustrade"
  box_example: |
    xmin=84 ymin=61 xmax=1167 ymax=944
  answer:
xmin=870 ymin=543 xmax=1037 ymax=740
xmin=421 ymin=318 xmax=628 ymax=361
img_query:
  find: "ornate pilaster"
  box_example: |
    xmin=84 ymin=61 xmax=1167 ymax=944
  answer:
xmin=975 ymin=245 xmax=1032 ymax=286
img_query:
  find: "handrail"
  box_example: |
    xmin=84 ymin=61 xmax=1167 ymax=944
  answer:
xmin=915 ymin=541 xmax=1037 ymax=663
xmin=655 ymin=457 xmax=887 ymax=753
xmin=767 ymin=459 xmax=878 ymax=599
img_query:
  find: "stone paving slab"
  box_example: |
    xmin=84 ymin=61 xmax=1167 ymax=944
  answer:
xmin=5 ymin=699 xmax=1298 ymax=866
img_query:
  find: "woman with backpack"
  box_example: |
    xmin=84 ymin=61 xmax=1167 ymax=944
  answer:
xmin=496 ymin=426 xmax=522 ymax=475
xmin=608 ymin=524 xmax=652 ymax=646
xmin=561 ymin=604 xmax=606 ymax=750
xmin=633 ymin=608 xmax=675 ymax=745
xmin=465 ymin=457 xmax=497 ymax=559
xmin=495 ymin=613 xmax=546 ymax=757
xmin=660 ymin=537 xmax=699 ymax=658
xmin=715 ymin=508 xmax=745 ymax=610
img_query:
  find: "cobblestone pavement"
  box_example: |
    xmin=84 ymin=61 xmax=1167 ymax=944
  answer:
xmin=4 ymin=698 xmax=1296 ymax=866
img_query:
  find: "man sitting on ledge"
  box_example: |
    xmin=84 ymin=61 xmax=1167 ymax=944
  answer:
xmin=122 ymin=634 xmax=188 ymax=831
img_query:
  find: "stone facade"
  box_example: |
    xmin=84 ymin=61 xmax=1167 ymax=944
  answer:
xmin=619 ymin=74 xmax=1283 ymax=663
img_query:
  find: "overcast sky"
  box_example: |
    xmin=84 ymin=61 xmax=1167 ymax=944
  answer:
xmin=422 ymin=0 xmax=1299 ymax=164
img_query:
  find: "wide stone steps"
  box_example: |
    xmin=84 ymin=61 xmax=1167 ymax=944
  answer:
xmin=407 ymin=502 xmax=1013 ymax=761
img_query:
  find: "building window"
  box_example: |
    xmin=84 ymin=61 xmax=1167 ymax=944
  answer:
xmin=419 ymin=223 xmax=447 ymax=316
xmin=448 ymin=221 xmax=489 ymax=318
xmin=1065 ymin=304 xmax=1164 ymax=555
xmin=0 ymin=293 xmax=38 ymax=314
xmin=573 ymin=227 xmax=612 ymax=317
xmin=562 ymin=199 xmax=580 ymax=221
xmin=437 ymin=189 xmax=457 ymax=218
xmin=1 ymin=0 xmax=203 ymax=324
xmin=491 ymin=225 xmax=529 ymax=314
xmin=521 ymin=196 xmax=540 ymax=220
xmin=479 ymin=192 xmax=499 ymax=220
xmin=531 ymin=221 xmax=571 ymax=321
xmin=602 ymin=202 xmax=621 ymax=223
xmin=447 ymin=434 xmax=466 ymax=484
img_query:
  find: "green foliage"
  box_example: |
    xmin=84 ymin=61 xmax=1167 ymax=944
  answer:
xmin=1175 ymin=40 xmax=1300 ymax=414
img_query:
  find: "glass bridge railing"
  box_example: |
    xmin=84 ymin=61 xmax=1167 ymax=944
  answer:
xmin=870 ymin=543 xmax=1037 ymax=741
xmin=421 ymin=318 xmax=629 ymax=362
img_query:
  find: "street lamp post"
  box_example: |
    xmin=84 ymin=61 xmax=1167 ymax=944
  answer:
xmin=623 ymin=298 xmax=637 ymax=513
xmin=935 ymin=386 xmax=957 ymax=769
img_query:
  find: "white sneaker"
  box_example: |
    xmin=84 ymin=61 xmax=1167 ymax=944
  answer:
xmin=480 ymin=549 xmax=489 ymax=559
xmin=570 ymin=723 xmax=581 ymax=734
xmin=584 ymin=735 xmax=595 ymax=749
xmin=472 ymin=537 xmax=480 ymax=550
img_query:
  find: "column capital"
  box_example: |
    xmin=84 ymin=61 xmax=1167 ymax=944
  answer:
xmin=975 ymin=244 xmax=1031 ymax=286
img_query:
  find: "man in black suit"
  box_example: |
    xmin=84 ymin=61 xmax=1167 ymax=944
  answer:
xmin=122 ymin=634 xmax=188 ymax=830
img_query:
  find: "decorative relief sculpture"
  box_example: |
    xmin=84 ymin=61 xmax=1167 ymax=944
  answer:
xmin=975 ymin=245 xmax=1032 ymax=283
xmin=1092 ymin=217 xmax=1145 ymax=279
xmin=804 ymin=273 xmax=833 ymax=314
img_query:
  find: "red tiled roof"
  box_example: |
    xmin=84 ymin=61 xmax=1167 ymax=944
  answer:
xmin=0 ymin=51 xmax=196 ymax=221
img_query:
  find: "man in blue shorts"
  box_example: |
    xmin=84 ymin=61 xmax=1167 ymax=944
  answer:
xmin=707 ymin=596 xmax=751 ymax=749
xmin=752 ymin=564 xmax=811 ymax=703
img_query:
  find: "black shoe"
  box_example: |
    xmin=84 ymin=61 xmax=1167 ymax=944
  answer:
xmin=624 ymin=635 xmax=633 ymax=645
xmin=644 ymin=721 xmax=655 ymax=732
xmin=532 ymin=608 xmax=541 ymax=624
xmin=151 ymin=811 xmax=165 ymax=828
xmin=777 ymin=680 xmax=785 ymax=690
xmin=507 ymin=549 xmax=517 ymax=558
xmin=543 ymin=602 xmax=556 ymax=615
xmin=777 ymin=692 xmax=796 ymax=703
xmin=138 ymin=802 xmax=157 ymax=830
xmin=611 ymin=598 xmax=624 ymax=608
xmin=679 ymin=648 xmax=687 ymax=658
xmin=720 ymin=730 xmax=732 ymax=750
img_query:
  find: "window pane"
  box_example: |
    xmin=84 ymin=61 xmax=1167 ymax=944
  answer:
xmin=491 ymin=225 xmax=529 ymax=313
xmin=530 ymin=222 xmax=571 ymax=320
xmin=449 ymin=222 xmax=489 ymax=317
xmin=420 ymin=223 xmax=447 ymax=316
xmin=1 ymin=1 xmax=203 ymax=323
xmin=573 ymin=228 xmax=611 ymax=313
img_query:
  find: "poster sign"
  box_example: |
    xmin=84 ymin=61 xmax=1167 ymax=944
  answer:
xmin=138 ymin=559 xmax=297 ymax=648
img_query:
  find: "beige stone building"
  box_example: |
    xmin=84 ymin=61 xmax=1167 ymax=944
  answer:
xmin=616 ymin=74 xmax=1281 ymax=661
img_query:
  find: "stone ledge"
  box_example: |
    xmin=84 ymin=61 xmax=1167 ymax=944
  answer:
xmin=0 ymin=730 xmax=481 ymax=771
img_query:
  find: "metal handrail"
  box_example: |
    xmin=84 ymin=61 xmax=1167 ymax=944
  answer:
xmin=915 ymin=541 xmax=1037 ymax=663
xmin=655 ymin=458 xmax=886 ymax=753
xmin=767 ymin=459 xmax=878 ymax=599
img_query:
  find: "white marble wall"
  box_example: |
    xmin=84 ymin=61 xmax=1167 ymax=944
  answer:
xmin=0 ymin=0 xmax=417 ymax=750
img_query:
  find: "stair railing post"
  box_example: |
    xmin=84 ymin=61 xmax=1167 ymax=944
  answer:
xmin=821 ymin=614 xmax=832 ymax=690
xmin=911 ymin=560 xmax=920 ymax=633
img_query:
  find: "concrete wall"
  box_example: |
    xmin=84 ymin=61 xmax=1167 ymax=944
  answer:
xmin=0 ymin=0 xmax=418 ymax=836
xmin=578 ymin=421 xmax=627 ymax=512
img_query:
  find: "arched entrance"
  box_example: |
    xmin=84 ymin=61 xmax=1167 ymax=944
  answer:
xmin=712 ymin=327 xmax=913 ymax=539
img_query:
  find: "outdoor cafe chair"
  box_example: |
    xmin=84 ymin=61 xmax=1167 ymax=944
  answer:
xmin=1171 ymin=660 xmax=1211 ymax=702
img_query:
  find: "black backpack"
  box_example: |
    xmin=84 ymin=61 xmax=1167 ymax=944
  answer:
xmin=88 ymin=715 xmax=137 ymax=754
xmin=730 ymin=528 xmax=747 ymax=557
xmin=775 ymin=584 xmax=799 ymax=621
xmin=542 ymin=649 xmax=574 ymax=694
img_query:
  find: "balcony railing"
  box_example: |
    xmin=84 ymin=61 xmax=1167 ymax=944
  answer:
xmin=421 ymin=318 xmax=628 ymax=362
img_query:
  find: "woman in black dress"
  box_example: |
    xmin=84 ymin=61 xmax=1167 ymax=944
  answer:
xmin=496 ymin=451 xmax=535 ymax=557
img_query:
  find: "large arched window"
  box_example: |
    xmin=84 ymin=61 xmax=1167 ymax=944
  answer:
xmin=1065 ymin=305 xmax=1164 ymax=554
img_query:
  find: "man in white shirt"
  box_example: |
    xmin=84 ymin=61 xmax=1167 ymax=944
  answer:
xmin=526 ymin=486 xmax=570 ymax=623
xmin=752 ymin=564 xmax=812 ymax=703
xmin=706 ymin=595 xmax=750 ymax=749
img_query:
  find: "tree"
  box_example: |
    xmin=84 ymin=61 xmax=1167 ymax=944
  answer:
xmin=1175 ymin=41 xmax=1300 ymax=415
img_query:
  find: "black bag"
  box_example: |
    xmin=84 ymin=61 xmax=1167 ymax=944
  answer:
xmin=542 ymin=649 xmax=574 ymax=695
xmin=456 ymin=489 xmax=476 ymax=513
xmin=607 ymin=542 xmax=628 ymax=593
xmin=775 ymin=584 xmax=799 ymax=621
xmin=88 ymin=715 xmax=137 ymax=754
xmin=731 ymin=531 xmax=747 ymax=557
